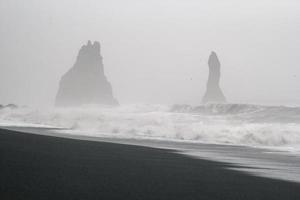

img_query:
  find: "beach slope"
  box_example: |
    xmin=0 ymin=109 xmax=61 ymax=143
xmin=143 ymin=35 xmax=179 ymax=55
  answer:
xmin=1 ymin=128 xmax=300 ymax=200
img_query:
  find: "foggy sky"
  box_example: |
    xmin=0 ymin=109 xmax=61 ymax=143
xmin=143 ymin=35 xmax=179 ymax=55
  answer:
xmin=0 ymin=0 xmax=300 ymax=107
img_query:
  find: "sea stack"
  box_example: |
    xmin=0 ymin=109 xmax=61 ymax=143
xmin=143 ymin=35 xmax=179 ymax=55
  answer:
xmin=202 ymin=51 xmax=226 ymax=104
xmin=55 ymin=41 xmax=118 ymax=107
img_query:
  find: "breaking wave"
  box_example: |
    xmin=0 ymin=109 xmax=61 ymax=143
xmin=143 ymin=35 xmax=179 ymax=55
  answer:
xmin=0 ymin=103 xmax=300 ymax=151
xmin=172 ymin=104 xmax=300 ymax=123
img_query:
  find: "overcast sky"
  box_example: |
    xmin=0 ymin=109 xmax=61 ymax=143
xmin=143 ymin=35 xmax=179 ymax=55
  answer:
xmin=0 ymin=0 xmax=300 ymax=107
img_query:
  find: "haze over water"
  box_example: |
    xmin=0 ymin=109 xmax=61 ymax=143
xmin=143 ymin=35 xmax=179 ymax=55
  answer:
xmin=1 ymin=0 xmax=300 ymax=106
xmin=0 ymin=0 xmax=300 ymax=159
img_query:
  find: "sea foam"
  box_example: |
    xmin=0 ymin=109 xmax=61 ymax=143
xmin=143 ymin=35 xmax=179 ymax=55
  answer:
xmin=0 ymin=104 xmax=300 ymax=151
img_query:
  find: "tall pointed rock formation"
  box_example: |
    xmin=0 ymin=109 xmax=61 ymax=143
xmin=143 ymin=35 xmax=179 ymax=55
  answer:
xmin=55 ymin=41 xmax=118 ymax=107
xmin=202 ymin=51 xmax=226 ymax=104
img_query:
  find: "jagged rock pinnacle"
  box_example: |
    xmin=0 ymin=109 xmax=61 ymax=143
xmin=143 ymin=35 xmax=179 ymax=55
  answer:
xmin=202 ymin=51 xmax=226 ymax=104
xmin=55 ymin=41 xmax=118 ymax=107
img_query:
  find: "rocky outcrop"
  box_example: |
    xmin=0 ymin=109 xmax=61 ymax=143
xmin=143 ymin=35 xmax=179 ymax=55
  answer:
xmin=55 ymin=41 xmax=118 ymax=107
xmin=0 ymin=104 xmax=18 ymax=109
xmin=202 ymin=52 xmax=226 ymax=104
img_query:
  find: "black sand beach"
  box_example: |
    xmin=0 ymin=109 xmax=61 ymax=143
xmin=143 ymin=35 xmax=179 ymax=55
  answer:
xmin=1 ymin=128 xmax=300 ymax=200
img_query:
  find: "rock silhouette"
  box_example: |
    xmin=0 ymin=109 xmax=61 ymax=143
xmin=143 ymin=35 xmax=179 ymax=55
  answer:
xmin=55 ymin=41 xmax=118 ymax=107
xmin=0 ymin=104 xmax=18 ymax=109
xmin=202 ymin=52 xmax=226 ymax=104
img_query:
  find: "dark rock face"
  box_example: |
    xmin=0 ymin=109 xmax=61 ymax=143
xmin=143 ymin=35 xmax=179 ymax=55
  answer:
xmin=55 ymin=41 xmax=118 ymax=107
xmin=202 ymin=52 xmax=226 ymax=104
xmin=0 ymin=104 xmax=18 ymax=109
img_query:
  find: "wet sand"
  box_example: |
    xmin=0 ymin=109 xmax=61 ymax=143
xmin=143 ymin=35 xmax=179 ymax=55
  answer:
xmin=1 ymin=128 xmax=300 ymax=200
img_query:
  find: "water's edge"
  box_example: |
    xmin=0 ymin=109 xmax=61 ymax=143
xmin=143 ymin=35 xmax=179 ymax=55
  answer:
xmin=2 ymin=126 xmax=300 ymax=183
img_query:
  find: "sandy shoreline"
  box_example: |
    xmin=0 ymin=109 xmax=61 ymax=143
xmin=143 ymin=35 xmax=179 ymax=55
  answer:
xmin=1 ymin=128 xmax=300 ymax=200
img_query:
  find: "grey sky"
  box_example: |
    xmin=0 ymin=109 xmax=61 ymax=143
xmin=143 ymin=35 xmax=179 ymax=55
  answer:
xmin=0 ymin=0 xmax=300 ymax=106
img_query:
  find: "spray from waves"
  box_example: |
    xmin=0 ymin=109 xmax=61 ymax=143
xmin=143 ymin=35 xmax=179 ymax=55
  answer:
xmin=172 ymin=104 xmax=300 ymax=123
xmin=0 ymin=104 xmax=300 ymax=151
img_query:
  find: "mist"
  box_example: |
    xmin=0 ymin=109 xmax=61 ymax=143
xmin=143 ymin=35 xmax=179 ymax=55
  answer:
xmin=1 ymin=0 xmax=300 ymax=107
